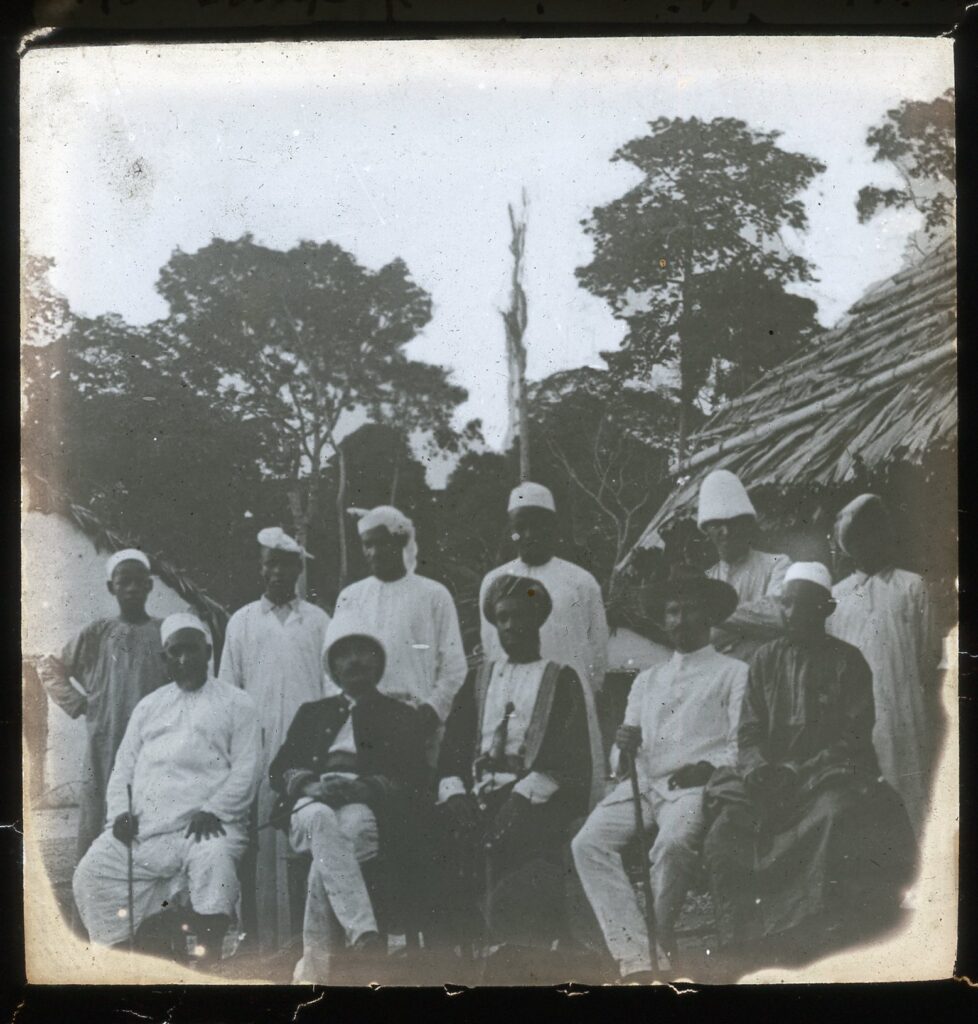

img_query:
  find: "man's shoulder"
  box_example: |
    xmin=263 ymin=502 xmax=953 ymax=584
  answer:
xmin=552 ymin=557 xmax=600 ymax=586
xmin=227 ymin=601 xmax=262 ymax=624
xmin=297 ymin=600 xmax=330 ymax=621
xmin=134 ymin=681 xmax=177 ymax=710
xmin=707 ymin=646 xmax=750 ymax=679
xmin=410 ymin=573 xmax=454 ymax=600
xmin=209 ymin=678 xmax=256 ymax=709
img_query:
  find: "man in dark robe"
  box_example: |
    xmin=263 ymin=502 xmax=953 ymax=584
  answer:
xmin=268 ymin=629 xmax=429 ymax=983
xmin=703 ymin=562 xmax=917 ymax=974
xmin=437 ymin=574 xmax=591 ymax=980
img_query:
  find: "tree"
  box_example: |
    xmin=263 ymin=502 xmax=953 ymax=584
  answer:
xmin=856 ymin=88 xmax=955 ymax=250
xmin=155 ymin=235 xmax=467 ymax=586
xmin=531 ymin=367 xmax=675 ymax=591
xmin=577 ymin=117 xmax=825 ymax=462
xmin=502 ymin=192 xmax=531 ymax=481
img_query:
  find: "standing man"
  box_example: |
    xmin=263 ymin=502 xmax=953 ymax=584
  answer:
xmin=571 ymin=566 xmax=746 ymax=980
xmin=73 ymin=613 xmax=259 ymax=964
xmin=479 ymin=482 xmax=608 ymax=805
xmin=38 ymin=549 xmax=169 ymax=858
xmin=697 ymin=469 xmax=790 ymax=663
xmin=328 ymin=506 xmax=467 ymax=746
xmin=704 ymin=563 xmax=916 ymax=971
xmin=219 ymin=527 xmax=331 ymax=953
xmin=828 ymin=494 xmax=943 ymax=840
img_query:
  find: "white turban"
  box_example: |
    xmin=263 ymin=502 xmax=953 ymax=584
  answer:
xmin=784 ymin=561 xmax=833 ymax=595
xmin=257 ymin=527 xmax=312 ymax=559
xmin=105 ymin=548 xmax=151 ymax=581
xmin=350 ymin=505 xmax=418 ymax=574
xmin=160 ymin=612 xmax=210 ymax=647
xmin=507 ymin=482 xmax=556 ymax=514
xmin=696 ymin=470 xmax=757 ymax=528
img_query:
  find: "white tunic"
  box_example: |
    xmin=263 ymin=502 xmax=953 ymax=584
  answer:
xmin=708 ymin=548 xmax=790 ymax=662
xmin=105 ymin=678 xmax=260 ymax=839
xmin=218 ymin=595 xmax=332 ymax=951
xmin=606 ymin=645 xmax=747 ymax=805
xmin=829 ymin=567 xmax=941 ymax=837
xmin=328 ymin=573 xmax=467 ymax=722
xmin=480 ymin=557 xmax=609 ymax=695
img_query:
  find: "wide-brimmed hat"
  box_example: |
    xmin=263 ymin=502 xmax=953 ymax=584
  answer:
xmin=657 ymin=563 xmax=739 ymax=625
xmin=483 ymin=574 xmax=553 ymax=628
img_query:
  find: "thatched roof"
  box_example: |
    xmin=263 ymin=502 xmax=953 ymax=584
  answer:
xmin=628 ymin=240 xmax=956 ymax=557
xmin=24 ymin=472 xmax=230 ymax=652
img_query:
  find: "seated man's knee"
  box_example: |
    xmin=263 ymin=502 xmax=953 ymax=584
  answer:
xmin=187 ymin=835 xmax=238 ymax=873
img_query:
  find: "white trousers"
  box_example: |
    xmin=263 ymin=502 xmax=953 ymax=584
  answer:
xmin=289 ymin=801 xmax=379 ymax=983
xmin=73 ymin=825 xmax=248 ymax=947
xmin=572 ymin=786 xmax=706 ymax=975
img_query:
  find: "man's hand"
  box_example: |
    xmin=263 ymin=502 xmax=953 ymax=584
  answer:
xmin=668 ymin=761 xmax=715 ymax=791
xmin=185 ymin=811 xmax=226 ymax=842
xmin=417 ymin=703 xmax=441 ymax=736
xmin=486 ymin=793 xmax=532 ymax=852
xmin=112 ymin=812 xmax=139 ymax=846
xmin=615 ymin=724 xmax=642 ymax=758
xmin=442 ymin=793 xmax=478 ymax=840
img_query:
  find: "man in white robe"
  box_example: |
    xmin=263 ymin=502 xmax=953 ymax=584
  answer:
xmin=828 ymin=494 xmax=943 ymax=840
xmin=572 ymin=566 xmax=746 ymax=980
xmin=73 ymin=614 xmax=259 ymax=963
xmin=219 ymin=527 xmax=332 ymax=952
xmin=479 ymin=482 xmax=608 ymax=805
xmin=328 ymin=506 xmax=467 ymax=742
xmin=697 ymin=470 xmax=790 ymax=663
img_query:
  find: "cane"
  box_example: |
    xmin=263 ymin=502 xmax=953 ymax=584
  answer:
xmin=625 ymin=754 xmax=658 ymax=978
xmin=126 ymin=784 xmax=136 ymax=952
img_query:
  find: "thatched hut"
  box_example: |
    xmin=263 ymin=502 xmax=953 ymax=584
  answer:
xmin=622 ymin=240 xmax=956 ymax=618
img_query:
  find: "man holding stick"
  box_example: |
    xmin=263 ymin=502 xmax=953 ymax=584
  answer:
xmin=572 ymin=565 xmax=746 ymax=980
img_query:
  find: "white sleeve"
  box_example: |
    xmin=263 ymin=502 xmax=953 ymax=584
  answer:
xmin=513 ymin=771 xmax=560 ymax=804
xmin=479 ymin=571 xmax=500 ymax=664
xmin=610 ymin=671 xmax=647 ymax=776
xmin=430 ymin=588 xmax=469 ymax=722
xmin=104 ymin=701 xmax=146 ymax=824
xmin=217 ymin=614 xmax=244 ymax=689
xmin=722 ymin=663 xmax=750 ymax=769
xmin=201 ymin=696 xmax=261 ymax=821
xmin=437 ymin=776 xmax=467 ymax=803
xmin=587 ymin=576 xmax=610 ymax=694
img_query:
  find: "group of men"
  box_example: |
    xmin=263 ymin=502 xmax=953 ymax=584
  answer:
xmin=41 ymin=469 xmax=943 ymax=982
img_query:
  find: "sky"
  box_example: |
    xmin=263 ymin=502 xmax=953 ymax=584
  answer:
xmin=21 ymin=37 xmax=953 ymax=472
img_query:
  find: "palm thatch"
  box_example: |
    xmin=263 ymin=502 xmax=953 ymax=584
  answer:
xmin=24 ymin=471 xmax=230 ymax=655
xmin=626 ymin=239 xmax=956 ymax=560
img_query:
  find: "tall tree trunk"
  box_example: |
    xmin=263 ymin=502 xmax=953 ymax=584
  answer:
xmin=336 ymin=444 xmax=349 ymax=588
xmin=286 ymin=484 xmax=309 ymax=600
xmin=504 ymin=191 xmax=531 ymax=482
xmin=390 ymin=456 xmax=400 ymax=506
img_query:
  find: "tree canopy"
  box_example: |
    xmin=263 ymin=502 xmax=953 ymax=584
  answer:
xmin=856 ymin=88 xmax=955 ymax=249
xmin=577 ymin=116 xmax=825 ymax=460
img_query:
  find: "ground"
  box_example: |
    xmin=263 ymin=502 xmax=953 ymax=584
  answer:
xmin=36 ymin=804 xmax=726 ymax=985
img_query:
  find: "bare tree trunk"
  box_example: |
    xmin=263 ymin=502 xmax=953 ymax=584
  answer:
xmin=336 ymin=444 xmax=349 ymax=588
xmin=390 ymin=456 xmax=400 ymax=506
xmin=286 ymin=484 xmax=309 ymax=600
xmin=503 ymin=190 xmax=531 ymax=481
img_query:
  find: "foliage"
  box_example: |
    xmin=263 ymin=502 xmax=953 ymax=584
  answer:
xmin=577 ymin=116 xmax=825 ymax=459
xmin=856 ymin=89 xmax=955 ymax=246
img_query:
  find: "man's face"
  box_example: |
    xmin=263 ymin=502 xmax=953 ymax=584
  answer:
xmin=260 ymin=548 xmax=302 ymax=604
xmin=662 ymin=594 xmax=711 ymax=652
xmin=493 ymin=595 xmax=539 ymax=656
xmin=702 ymin=515 xmax=754 ymax=564
xmin=780 ymin=580 xmax=835 ymax=640
xmin=107 ymin=561 xmax=152 ymax=616
xmin=329 ymin=638 xmax=385 ymax=698
xmin=163 ymin=629 xmax=211 ymax=690
xmin=510 ymin=507 xmax=556 ymax=567
xmin=361 ymin=526 xmax=407 ymax=580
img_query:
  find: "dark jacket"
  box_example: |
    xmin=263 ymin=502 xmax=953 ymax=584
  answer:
xmin=438 ymin=661 xmax=591 ymax=821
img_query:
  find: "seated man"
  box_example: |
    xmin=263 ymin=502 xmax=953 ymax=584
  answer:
xmin=268 ymin=630 xmax=429 ymax=984
xmin=73 ymin=613 xmax=260 ymax=965
xmin=437 ymin=575 xmax=591 ymax=979
xmin=572 ymin=565 xmax=746 ymax=981
xmin=703 ymin=562 xmax=917 ymax=974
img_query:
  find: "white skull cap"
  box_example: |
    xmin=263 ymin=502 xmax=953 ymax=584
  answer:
xmin=105 ymin=548 xmax=151 ymax=580
xmin=257 ymin=527 xmax=312 ymax=559
xmin=696 ymin=470 xmax=757 ymax=528
xmin=507 ymin=482 xmax=556 ymax=514
xmin=784 ymin=561 xmax=833 ymax=594
xmin=161 ymin=612 xmax=210 ymax=646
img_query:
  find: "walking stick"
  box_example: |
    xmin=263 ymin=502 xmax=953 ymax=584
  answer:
xmin=126 ymin=784 xmax=136 ymax=952
xmin=626 ymin=755 xmax=658 ymax=978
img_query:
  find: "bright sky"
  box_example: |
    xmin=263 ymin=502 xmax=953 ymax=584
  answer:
xmin=22 ymin=37 xmax=953 ymax=465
